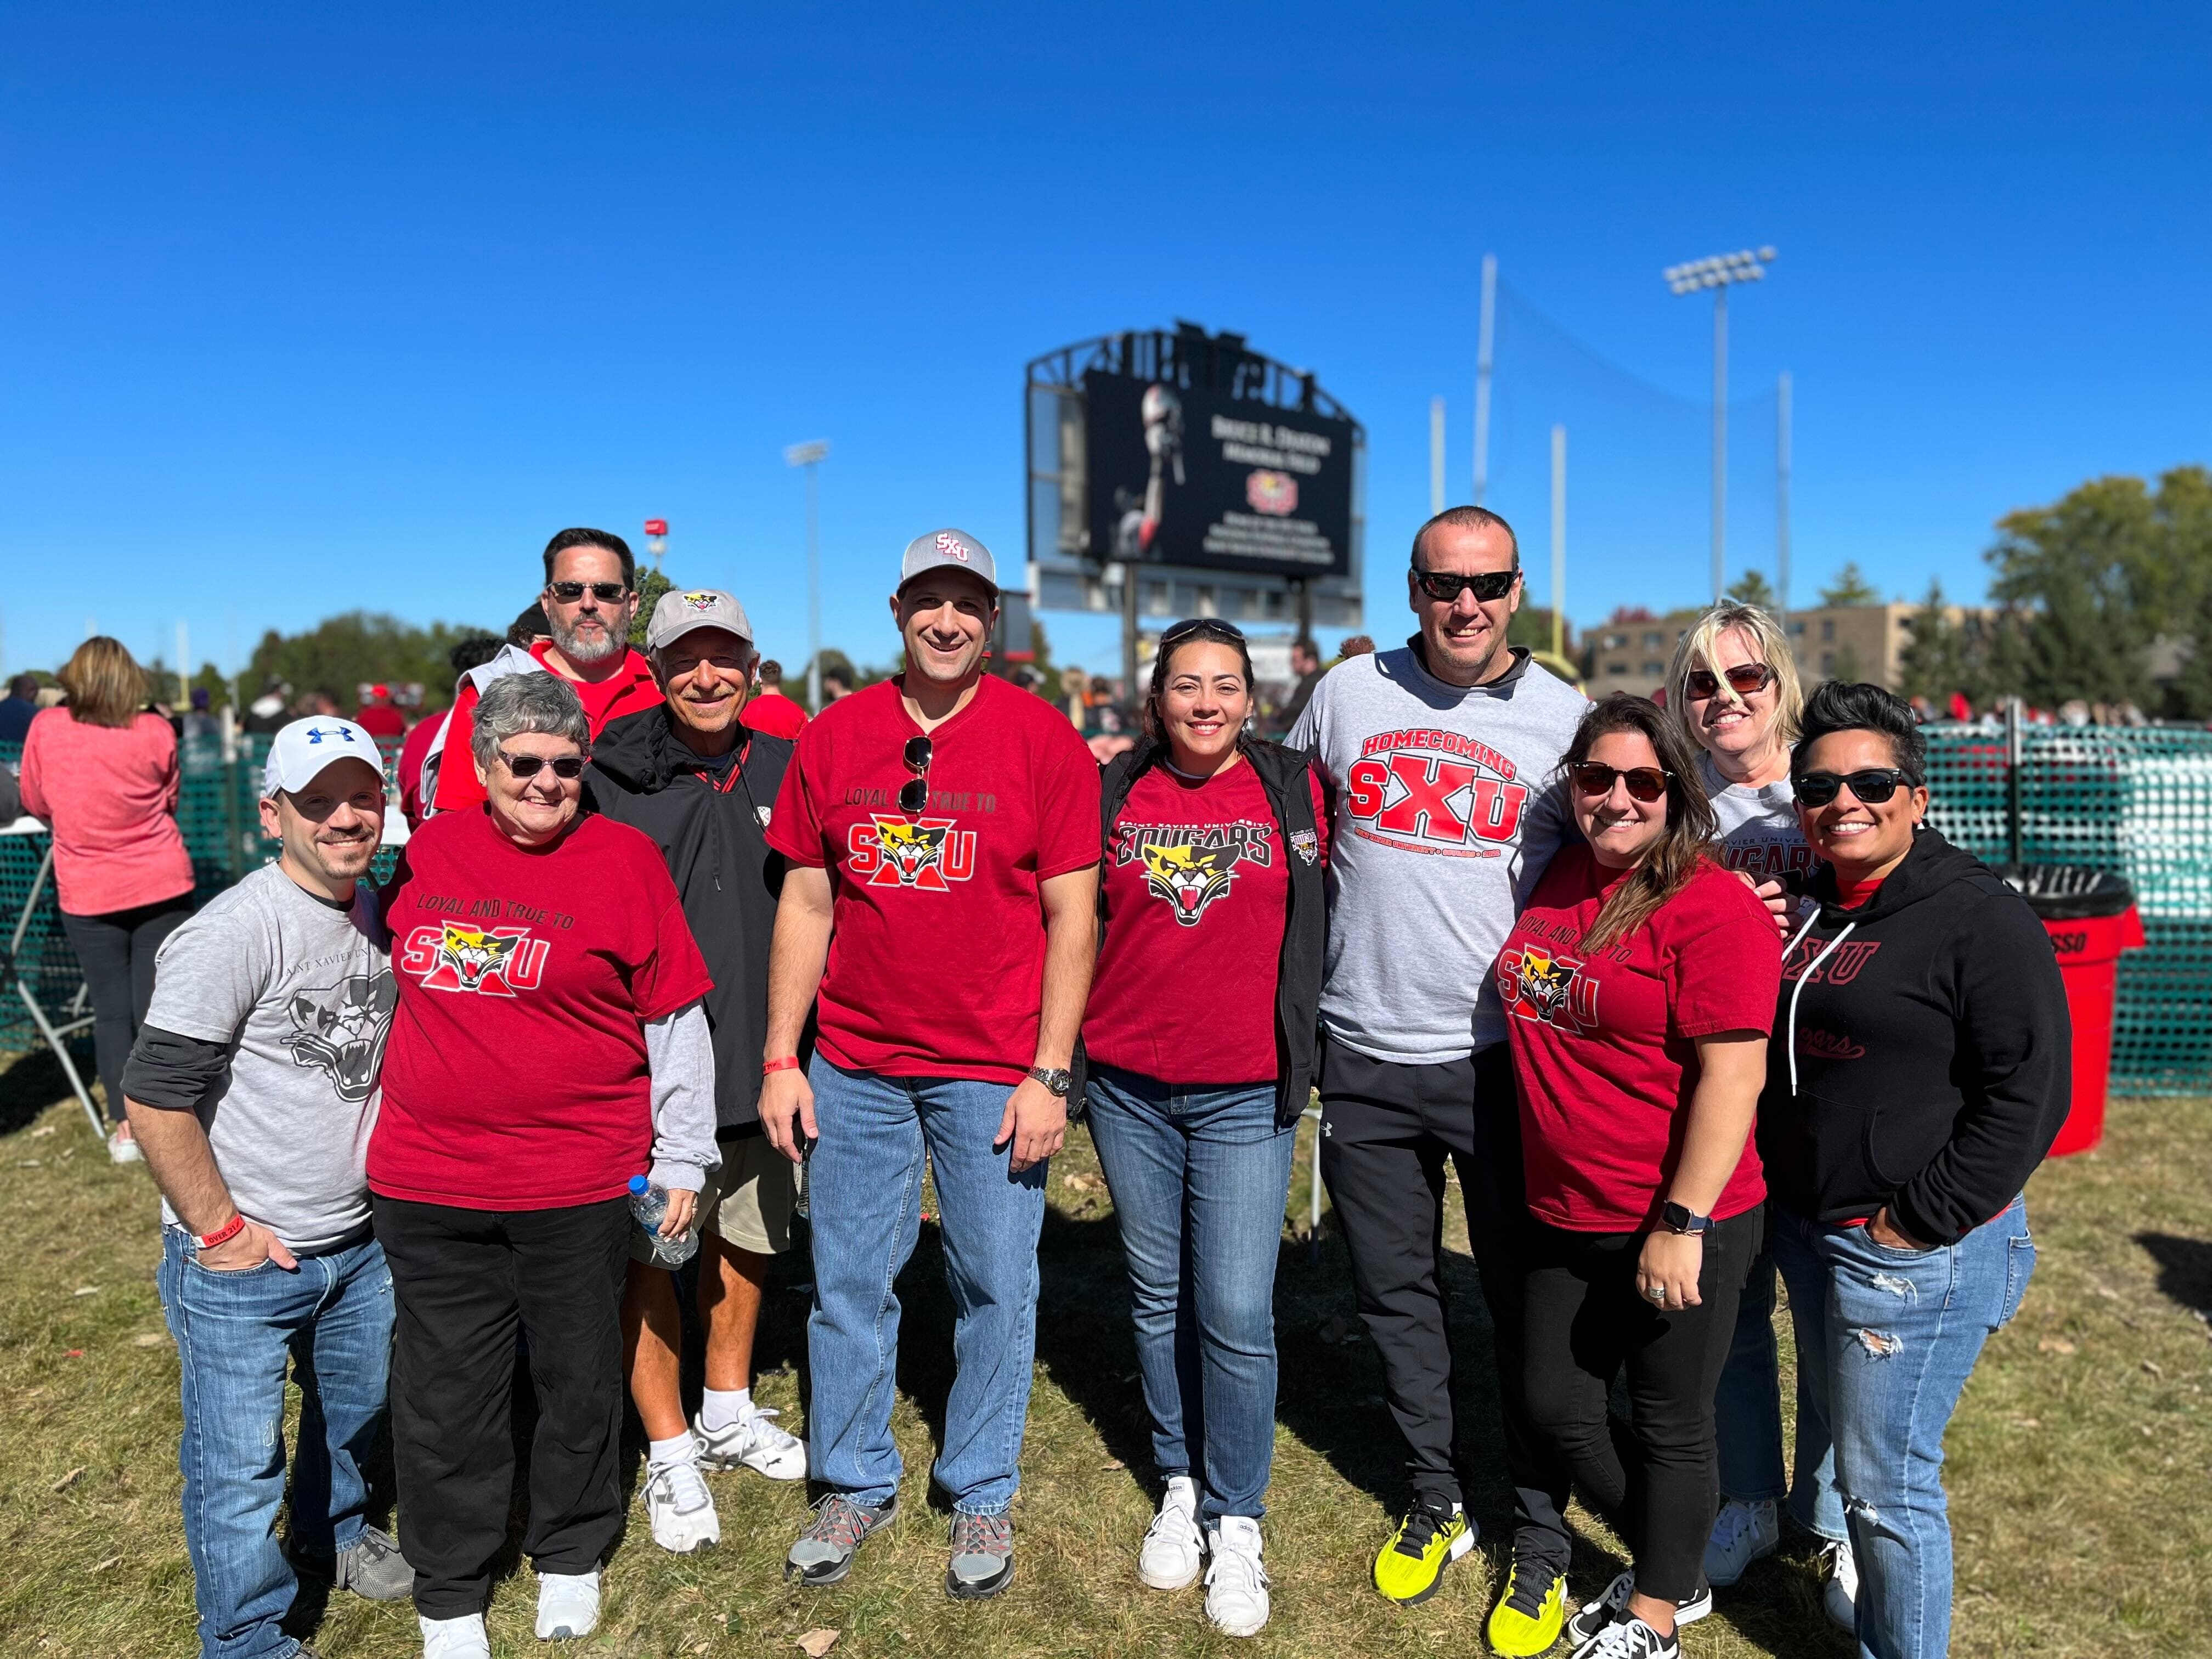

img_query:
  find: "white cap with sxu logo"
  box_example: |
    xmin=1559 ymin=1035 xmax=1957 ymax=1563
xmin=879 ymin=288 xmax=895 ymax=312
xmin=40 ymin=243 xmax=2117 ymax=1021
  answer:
xmin=898 ymin=528 xmax=998 ymax=596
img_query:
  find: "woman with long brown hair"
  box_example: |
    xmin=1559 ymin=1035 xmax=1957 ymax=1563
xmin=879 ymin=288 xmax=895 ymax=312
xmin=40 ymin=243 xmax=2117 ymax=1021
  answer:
xmin=19 ymin=637 xmax=195 ymax=1161
xmin=1495 ymin=694 xmax=1781 ymax=1659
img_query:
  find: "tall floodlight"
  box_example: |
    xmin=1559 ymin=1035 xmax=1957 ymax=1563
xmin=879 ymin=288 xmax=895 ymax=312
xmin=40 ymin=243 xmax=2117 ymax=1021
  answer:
xmin=176 ymin=619 xmax=191 ymax=708
xmin=1550 ymin=425 xmax=1567 ymax=661
xmin=1663 ymin=246 xmax=1776 ymax=601
xmin=1777 ymin=372 xmax=1793 ymax=616
xmin=785 ymin=441 xmax=830 ymax=710
xmin=1473 ymin=254 xmax=1497 ymax=505
xmin=1429 ymin=397 xmax=1446 ymax=515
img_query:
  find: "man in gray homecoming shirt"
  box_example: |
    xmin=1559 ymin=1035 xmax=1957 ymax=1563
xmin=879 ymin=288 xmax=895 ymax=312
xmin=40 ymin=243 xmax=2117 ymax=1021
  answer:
xmin=125 ymin=718 xmax=411 ymax=1659
xmin=1290 ymin=506 xmax=1587 ymax=1641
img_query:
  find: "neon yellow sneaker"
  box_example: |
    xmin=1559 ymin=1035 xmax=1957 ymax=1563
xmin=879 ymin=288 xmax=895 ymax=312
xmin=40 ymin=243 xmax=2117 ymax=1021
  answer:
xmin=1372 ymin=1499 xmax=1475 ymax=1605
xmin=1485 ymin=1559 xmax=1567 ymax=1656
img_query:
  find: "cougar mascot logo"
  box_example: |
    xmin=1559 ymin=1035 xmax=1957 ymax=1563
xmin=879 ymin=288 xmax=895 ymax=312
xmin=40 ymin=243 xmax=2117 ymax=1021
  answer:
xmin=1139 ymin=840 xmax=1243 ymax=926
xmin=1498 ymin=943 xmax=1599 ymax=1032
xmin=283 ymin=972 xmax=397 ymax=1103
xmin=873 ymin=817 xmax=950 ymax=885
xmin=398 ymin=921 xmax=551 ymax=996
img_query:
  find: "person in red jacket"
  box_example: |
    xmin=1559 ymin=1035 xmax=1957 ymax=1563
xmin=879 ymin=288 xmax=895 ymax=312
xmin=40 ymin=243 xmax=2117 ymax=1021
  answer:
xmin=352 ymin=685 xmax=407 ymax=742
xmin=430 ymin=529 xmax=663 ymax=814
xmin=738 ymin=659 xmax=808 ymax=740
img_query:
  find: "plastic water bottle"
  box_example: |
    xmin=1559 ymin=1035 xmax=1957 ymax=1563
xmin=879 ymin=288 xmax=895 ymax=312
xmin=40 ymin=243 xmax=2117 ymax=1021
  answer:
xmin=628 ymin=1175 xmax=698 ymax=1267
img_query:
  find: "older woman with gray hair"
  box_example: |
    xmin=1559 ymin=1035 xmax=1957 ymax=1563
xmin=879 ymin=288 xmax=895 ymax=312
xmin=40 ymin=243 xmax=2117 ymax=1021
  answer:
xmin=370 ymin=672 xmax=720 ymax=1659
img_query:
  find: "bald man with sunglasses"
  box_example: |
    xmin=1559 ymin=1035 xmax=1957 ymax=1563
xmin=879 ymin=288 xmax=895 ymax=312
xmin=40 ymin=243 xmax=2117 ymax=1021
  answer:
xmin=1288 ymin=506 xmax=1589 ymax=1651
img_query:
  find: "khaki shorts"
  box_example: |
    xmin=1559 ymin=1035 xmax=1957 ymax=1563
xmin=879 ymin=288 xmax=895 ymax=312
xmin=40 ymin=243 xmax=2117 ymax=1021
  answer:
xmin=629 ymin=1133 xmax=799 ymax=1263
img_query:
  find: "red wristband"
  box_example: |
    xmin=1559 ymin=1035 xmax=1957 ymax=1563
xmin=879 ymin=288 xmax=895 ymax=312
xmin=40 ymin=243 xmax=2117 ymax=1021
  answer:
xmin=761 ymin=1056 xmax=802 ymax=1076
xmin=193 ymin=1214 xmax=246 ymax=1251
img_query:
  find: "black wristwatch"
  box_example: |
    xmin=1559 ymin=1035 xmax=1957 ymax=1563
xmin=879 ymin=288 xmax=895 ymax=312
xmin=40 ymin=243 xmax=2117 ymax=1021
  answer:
xmin=1026 ymin=1065 xmax=1073 ymax=1098
xmin=1660 ymin=1201 xmax=1713 ymax=1236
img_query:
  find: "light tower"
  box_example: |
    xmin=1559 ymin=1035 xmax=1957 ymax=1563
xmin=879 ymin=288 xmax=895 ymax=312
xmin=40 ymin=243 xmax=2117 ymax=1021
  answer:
xmin=785 ymin=441 xmax=830 ymax=710
xmin=1663 ymin=246 xmax=1776 ymax=602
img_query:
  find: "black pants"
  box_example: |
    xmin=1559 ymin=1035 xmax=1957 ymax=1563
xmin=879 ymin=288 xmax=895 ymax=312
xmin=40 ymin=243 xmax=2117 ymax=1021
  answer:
xmin=60 ymin=897 xmax=191 ymax=1127
xmin=1522 ymin=1205 xmax=1764 ymax=1604
xmin=372 ymin=1194 xmax=631 ymax=1617
xmin=1317 ymin=1038 xmax=1573 ymax=1572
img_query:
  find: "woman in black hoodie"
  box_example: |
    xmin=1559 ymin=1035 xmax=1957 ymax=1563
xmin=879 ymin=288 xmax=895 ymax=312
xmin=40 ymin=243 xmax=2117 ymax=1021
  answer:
xmin=1765 ymin=682 xmax=2068 ymax=1659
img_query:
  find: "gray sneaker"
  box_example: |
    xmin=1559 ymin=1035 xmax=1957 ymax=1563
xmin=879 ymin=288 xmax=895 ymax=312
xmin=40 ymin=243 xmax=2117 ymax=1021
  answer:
xmin=333 ymin=1525 xmax=413 ymax=1601
xmin=786 ymin=1492 xmax=899 ymax=1587
xmin=945 ymin=1510 xmax=1014 ymax=1600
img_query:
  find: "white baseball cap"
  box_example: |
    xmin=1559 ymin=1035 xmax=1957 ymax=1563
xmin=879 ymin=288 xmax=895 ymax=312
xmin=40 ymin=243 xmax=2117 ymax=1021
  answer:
xmin=263 ymin=718 xmax=385 ymax=798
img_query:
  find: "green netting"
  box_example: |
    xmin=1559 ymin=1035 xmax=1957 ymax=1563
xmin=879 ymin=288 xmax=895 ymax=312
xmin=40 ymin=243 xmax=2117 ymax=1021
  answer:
xmin=1924 ymin=725 xmax=2212 ymax=1097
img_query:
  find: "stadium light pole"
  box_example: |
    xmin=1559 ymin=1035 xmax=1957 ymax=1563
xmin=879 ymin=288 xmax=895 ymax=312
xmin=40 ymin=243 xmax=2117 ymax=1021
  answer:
xmin=1663 ymin=246 xmax=1776 ymax=602
xmin=1474 ymin=253 xmax=1497 ymax=505
xmin=785 ymin=440 xmax=830 ymax=711
xmin=1429 ymin=397 xmax=1446 ymax=515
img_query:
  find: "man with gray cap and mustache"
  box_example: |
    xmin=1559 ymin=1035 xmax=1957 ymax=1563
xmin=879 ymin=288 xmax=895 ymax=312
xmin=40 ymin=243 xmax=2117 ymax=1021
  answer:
xmin=760 ymin=529 xmax=1101 ymax=1599
xmin=583 ymin=587 xmax=809 ymax=1557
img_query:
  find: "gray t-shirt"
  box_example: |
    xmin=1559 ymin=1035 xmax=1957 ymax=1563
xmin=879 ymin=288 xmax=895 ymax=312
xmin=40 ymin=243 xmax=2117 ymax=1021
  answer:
xmin=1698 ymin=752 xmax=1813 ymax=884
xmin=144 ymin=865 xmax=393 ymax=1251
xmin=1290 ymin=644 xmax=1589 ymax=1063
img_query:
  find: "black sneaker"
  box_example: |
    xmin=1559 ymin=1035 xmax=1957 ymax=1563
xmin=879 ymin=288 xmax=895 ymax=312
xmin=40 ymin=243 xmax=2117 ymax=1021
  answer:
xmin=1567 ymin=1571 xmax=1712 ymax=1646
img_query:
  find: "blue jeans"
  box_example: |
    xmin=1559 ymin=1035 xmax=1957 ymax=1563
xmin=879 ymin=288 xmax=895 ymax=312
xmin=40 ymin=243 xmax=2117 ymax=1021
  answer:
xmin=156 ymin=1228 xmax=394 ymax=1659
xmin=1713 ymin=1203 xmax=1849 ymax=1542
xmin=804 ymin=1060 xmax=1048 ymax=1515
xmin=1085 ymin=1064 xmax=1297 ymax=1524
xmin=1816 ymin=1196 xmax=2035 ymax=1659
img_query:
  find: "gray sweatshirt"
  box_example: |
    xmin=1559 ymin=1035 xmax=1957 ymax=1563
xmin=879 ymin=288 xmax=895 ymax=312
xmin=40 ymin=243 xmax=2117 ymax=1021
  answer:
xmin=1291 ymin=643 xmax=1588 ymax=1063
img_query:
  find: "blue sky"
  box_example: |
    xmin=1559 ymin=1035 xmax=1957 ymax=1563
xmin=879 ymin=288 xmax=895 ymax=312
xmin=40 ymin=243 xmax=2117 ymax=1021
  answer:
xmin=4 ymin=3 xmax=2207 ymax=681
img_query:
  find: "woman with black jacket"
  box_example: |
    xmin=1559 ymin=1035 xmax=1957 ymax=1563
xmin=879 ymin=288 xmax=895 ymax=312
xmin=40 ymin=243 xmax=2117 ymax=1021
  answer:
xmin=1766 ymin=681 xmax=2068 ymax=1659
xmin=1084 ymin=618 xmax=1327 ymax=1641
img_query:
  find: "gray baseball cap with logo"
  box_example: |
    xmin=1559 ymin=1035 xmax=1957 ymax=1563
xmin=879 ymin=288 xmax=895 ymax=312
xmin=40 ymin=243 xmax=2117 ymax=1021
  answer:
xmin=646 ymin=588 xmax=755 ymax=652
xmin=899 ymin=528 xmax=998 ymax=596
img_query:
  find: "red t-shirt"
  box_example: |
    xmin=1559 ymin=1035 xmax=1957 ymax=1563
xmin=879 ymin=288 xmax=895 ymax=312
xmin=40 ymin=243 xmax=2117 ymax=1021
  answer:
xmin=432 ymin=644 xmax=663 ymax=812
xmin=1085 ymin=759 xmax=1328 ymax=1084
xmin=766 ymin=674 xmax=1100 ymax=1084
xmin=741 ymin=690 xmax=808 ymax=741
xmin=1498 ymin=844 xmax=1780 ymax=1232
xmin=353 ymin=705 xmax=407 ymax=740
xmin=370 ymin=806 xmax=714 ymax=1210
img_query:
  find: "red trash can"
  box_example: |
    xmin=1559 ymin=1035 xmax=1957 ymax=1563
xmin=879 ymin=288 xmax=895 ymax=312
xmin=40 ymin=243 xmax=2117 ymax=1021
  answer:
xmin=1996 ymin=866 xmax=2145 ymax=1157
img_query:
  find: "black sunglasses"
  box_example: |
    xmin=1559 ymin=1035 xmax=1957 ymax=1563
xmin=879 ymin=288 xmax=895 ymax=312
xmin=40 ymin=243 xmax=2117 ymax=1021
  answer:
xmin=899 ymin=735 xmax=932 ymax=815
xmin=547 ymin=581 xmax=630 ymax=603
xmin=1412 ymin=567 xmax=1518 ymax=603
xmin=499 ymin=751 xmax=586 ymax=780
xmin=1796 ymin=768 xmax=1910 ymax=807
xmin=1685 ymin=662 xmax=1776 ymax=700
xmin=1569 ymin=761 xmax=1673 ymax=803
xmin=1159 ymin=617 xmax=1248 ymax=648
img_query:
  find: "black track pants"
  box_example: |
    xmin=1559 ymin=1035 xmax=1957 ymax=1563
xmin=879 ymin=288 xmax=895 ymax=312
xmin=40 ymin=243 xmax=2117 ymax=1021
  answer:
xmin=373 ymin=1194 xmax=631 ymax=1618
xmin=1317 ymin=1037 xmax=1573 ymax=1572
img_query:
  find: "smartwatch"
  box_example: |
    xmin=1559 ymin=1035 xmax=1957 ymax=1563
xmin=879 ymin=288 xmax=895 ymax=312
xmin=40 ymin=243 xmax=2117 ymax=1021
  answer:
xmin=1660 ymin=1201 xmax=1713 ymax=1236
xmin=1026 ymin=1066 xmax=1073 ymax=1098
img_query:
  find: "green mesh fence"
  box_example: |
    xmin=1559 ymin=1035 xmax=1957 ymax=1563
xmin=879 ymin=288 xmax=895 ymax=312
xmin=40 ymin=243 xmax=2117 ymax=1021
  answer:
xmin=1923 ymin=724 xmax=2212 ymax=1097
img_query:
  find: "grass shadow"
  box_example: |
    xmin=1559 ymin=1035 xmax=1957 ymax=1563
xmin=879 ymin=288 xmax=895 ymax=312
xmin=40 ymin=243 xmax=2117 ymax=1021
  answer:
xmin=0 ymin=1042 xmax=88 ymax=1138
xmin=2135 ymin=1231 xmax=2212 ymax=1315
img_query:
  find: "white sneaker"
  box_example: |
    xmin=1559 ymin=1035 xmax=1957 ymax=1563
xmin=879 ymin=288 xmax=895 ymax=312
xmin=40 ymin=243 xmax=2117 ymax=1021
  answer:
xmin=420 ymin=1612 xmax=490 ymax=1659
xmin=1822 ymin=1537 xmax=1859 ymax=1632
xmin=1567 ymin=1571 xmax=1711 ymax=1646
xmin=107 ymin=1130 xmax=142 ymax=1164
xmin=1571 ymin=1614 xmax=1680 ymax=1658
xmin=695 ymin=1406 xmax=807 ymax=1481
xmin=1138 ymin=1476 xmax=1203 ymax=1590
xmin=534 ymin=1569 xmax=600 ymax=1640
xmin=645 ymin=1457 xmax=721 ymax=1554
xmin=1204 ymin=1515 xmax=1270 ymax=1638
xmin=1702 ymin=1497 xmax=1779 ymax=1588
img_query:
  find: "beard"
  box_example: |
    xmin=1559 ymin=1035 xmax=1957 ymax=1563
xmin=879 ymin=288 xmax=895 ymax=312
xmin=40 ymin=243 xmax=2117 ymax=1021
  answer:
xmin=551 ymin=610 xmax=625 ymax=665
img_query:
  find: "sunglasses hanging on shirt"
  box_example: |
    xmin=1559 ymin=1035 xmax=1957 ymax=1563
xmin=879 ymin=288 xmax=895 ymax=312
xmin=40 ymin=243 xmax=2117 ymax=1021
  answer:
xmin=899 ymin=736 xmax=933 ymax=815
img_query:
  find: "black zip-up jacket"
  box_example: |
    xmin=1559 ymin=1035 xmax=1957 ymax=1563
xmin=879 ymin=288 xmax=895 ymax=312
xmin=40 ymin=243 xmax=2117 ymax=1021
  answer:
xmin=1094 ymin=736 xmax=1328 ymax=1126
xmin=1760 ymin=826 xmax=2070 ymax=1245
xmin=583 ymin=706 xmax=793 ymax=1137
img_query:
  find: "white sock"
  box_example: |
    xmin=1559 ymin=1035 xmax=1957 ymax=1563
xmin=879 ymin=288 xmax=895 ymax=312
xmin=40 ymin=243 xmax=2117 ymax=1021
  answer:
xmin=700 ymin=1387 xmax=751 ymax=1433
xmin=647 ymin=1432 xmax=697 ymax=1470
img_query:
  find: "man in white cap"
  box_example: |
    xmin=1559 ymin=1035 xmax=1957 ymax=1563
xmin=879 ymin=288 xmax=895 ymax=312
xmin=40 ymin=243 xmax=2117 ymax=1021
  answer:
xmin=582 ymin=588 xmax=809 ymax=1555
xmin=124 ymin=718 xmax=409 ymax=1659
xmin=760 ymin=530 xmax=1100 ymax=1598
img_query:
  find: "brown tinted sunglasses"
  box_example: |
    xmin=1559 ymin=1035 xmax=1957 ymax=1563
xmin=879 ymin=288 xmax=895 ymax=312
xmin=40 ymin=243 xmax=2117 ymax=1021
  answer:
xmin=1685 ymin=662 xmax=1776 ymax=699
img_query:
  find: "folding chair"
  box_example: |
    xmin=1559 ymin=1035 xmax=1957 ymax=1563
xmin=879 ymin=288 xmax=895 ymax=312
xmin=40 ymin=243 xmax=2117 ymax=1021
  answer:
xmin=1 ymin=827 xmax=106 ymax=1139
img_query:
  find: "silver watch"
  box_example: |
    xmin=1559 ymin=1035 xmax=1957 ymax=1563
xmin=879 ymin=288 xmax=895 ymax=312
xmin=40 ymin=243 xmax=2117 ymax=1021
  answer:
xmin=1026 ymin=1065 xmax=1073 ymax=1098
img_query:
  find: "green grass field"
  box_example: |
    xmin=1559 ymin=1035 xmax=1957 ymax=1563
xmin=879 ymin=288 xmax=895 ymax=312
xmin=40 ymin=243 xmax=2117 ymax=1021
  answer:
xmin=2 ymin=1050 xmax=2208 ymax=1658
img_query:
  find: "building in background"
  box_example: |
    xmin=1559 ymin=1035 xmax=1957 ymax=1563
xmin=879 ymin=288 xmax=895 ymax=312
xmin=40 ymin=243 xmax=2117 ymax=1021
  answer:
xmin=1581 ymin=599 xmax=1986 ymax=701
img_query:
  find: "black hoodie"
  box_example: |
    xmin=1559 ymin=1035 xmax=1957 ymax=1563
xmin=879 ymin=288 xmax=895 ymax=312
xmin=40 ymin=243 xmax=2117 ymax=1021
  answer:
xmin=1760 ymin=826 xmax=2070 ymax=1245
xmin=583 ymin=705 xmax=794 ymax=1137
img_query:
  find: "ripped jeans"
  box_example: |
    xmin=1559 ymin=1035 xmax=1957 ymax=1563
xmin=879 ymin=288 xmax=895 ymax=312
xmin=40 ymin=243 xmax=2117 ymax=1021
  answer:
xmin=1814 ymin=1195 xmax=2034 ymax=1659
